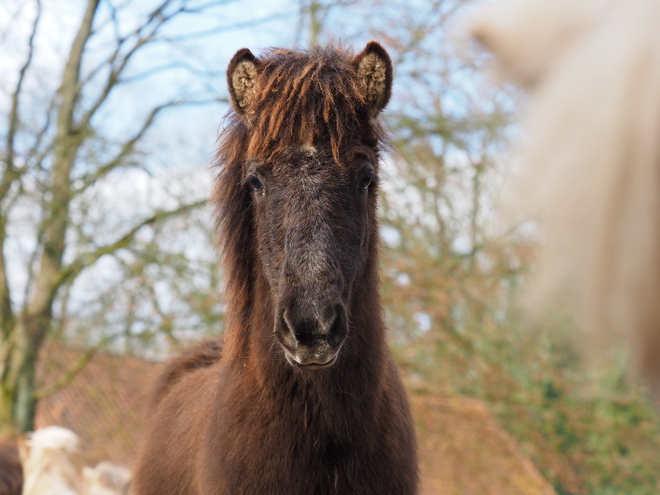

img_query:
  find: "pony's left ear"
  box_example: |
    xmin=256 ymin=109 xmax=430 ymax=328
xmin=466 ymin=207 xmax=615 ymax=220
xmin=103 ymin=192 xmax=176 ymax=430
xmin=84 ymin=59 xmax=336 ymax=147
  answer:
xmin=353 ymin=41 xmax=393 ymax=117
xmin=227 ymin=48 xmax=260 ymax=117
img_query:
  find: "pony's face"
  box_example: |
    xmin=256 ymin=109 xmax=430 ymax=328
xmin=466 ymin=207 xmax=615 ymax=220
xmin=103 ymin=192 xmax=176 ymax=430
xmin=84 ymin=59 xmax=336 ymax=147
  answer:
xmin=225 ymin=42 xmax=392 ymax=369
xmin=246 ymin=147 xmax=378 ymax=368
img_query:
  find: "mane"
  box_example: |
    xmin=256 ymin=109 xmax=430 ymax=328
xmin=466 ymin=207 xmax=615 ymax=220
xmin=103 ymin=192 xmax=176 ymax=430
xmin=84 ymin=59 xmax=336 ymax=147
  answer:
xmin=211 ymin=45 xmax=389 ymax=359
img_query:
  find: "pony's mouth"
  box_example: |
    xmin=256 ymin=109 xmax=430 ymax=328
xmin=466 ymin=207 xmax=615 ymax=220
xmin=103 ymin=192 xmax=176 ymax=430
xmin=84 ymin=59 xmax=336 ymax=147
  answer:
xmin=284 ymin=350 xmax=338 ymax=369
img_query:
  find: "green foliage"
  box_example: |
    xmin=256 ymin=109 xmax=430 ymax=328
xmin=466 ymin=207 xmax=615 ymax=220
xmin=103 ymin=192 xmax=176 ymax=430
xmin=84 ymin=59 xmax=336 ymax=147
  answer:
xmin=383 ymin=247 xmax=660 ymax=494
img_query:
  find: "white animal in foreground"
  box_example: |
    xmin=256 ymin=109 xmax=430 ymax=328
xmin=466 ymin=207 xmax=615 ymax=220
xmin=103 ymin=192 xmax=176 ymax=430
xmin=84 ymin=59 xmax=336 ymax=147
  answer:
xmin=465 ymin=0 xmax=660 ymax=395
xmin=82 ymin=462 xmax=131 ymax=495
xmin=20 ymin=426 xmax=80 ymax=495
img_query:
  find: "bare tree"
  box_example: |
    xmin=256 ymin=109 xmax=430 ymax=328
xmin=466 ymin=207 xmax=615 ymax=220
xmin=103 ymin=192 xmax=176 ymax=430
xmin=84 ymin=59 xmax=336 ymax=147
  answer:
xmin=0 ymin=0 xmax=270 ymax=432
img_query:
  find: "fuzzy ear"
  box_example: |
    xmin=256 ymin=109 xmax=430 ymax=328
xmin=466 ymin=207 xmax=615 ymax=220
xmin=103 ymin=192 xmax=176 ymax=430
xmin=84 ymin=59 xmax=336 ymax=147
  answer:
xmin=353 ymin=41 xmax=393 ymax=117
xmin=227 ymin=48 xmax=260 ymax=117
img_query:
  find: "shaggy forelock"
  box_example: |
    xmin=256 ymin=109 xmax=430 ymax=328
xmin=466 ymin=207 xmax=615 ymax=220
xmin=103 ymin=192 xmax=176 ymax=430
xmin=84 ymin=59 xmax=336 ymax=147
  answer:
xmin=244 ymin=45 xmax=383 ymax=166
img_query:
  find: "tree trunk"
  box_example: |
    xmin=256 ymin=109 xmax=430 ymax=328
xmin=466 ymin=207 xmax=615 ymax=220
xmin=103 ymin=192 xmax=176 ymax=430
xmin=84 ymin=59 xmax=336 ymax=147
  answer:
xmin=0 ymin=0 xmax=99 ymax=433
xmin=0 ymin=384 xmax=12 ymax=436
xmin=14 ymin=364 xmax=36 ymax=432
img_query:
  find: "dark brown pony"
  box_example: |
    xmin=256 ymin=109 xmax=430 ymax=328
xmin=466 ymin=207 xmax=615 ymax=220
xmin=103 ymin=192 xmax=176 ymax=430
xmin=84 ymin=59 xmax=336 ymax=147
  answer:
xmin=132 ymin=42 xmax=418 ymax=495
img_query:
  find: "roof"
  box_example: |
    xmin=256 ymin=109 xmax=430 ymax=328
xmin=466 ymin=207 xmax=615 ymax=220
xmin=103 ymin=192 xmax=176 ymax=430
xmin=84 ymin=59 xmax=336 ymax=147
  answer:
xmin=36 ymin=346 xmax=164 ymax=465
xmin=412 ymin=396 xmax=557 ymax=495
xmin=36 ymin=347 xmax=556 ymax=494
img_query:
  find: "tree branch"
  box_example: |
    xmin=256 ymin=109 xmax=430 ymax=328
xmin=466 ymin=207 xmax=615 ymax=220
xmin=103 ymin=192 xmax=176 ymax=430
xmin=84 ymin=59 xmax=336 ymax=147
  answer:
xmin=23 ymin=100 xmax=57 ymax=172
xmin=76 ymin=99 xmax=217 ymax=194
xmin=57 ymin=200 xmax=206 ymax=287
xmin=118 ymin=61 xmax=221 ymax=85
xmin=178 ymin=0 xmax=237 ymax=14
xmin=0 ymin=218 xmax=15 ymax=338
xmin=0 ymin=0 xmax=41 ymax=339
xmin=75 ymin=0 xmax=245 ymax=132
xmin=162 ymin=11 xmax=294 ymax=42
xmin=78 ymin=36 xmax=153 ymax=132
xmin=32 ymin=348 xmax=95 ymax=400
xmin=77 ymin=0 xmax=192 ymax=132
xmin=55 ymin=0 xmax=100 ymax=139
xmin=25 ymin=0 xmax=101 ymax=335
xmin=1 ymin=0 xmax=41 ymax=200
xmin=32 ymin=336 xmax=118 ymax=400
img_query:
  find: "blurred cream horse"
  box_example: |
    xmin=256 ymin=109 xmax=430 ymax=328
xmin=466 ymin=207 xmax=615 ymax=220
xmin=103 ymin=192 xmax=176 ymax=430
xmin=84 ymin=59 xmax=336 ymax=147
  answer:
xmin=466 ymin=0 xmax=660 ymax=396
xmin=20 ymin=426 xmax=80 ymax=495
xmin=82 ymin=462 xmax=131 ymax=495
xmin=19 ymin=426 xmax=131 ymax=495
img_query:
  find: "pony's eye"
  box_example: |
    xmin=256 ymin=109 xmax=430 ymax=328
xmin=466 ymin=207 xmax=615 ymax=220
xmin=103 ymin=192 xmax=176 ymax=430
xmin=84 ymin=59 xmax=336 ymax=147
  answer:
xmin=248 ymin=176 xmax=263 ymax=192
xmin=358 ymin=173 xmax=373 ymax=191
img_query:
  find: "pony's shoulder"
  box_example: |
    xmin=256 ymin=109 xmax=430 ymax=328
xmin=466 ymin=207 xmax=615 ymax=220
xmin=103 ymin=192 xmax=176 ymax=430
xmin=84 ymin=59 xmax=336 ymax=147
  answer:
xmin=152 ymin=339 xmax=223 ymax=405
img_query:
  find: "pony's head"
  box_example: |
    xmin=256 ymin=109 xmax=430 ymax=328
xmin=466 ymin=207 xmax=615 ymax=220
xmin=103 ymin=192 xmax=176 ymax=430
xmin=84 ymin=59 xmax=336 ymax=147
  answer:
xmin=219 ymin=42 xmax=392 ymax=369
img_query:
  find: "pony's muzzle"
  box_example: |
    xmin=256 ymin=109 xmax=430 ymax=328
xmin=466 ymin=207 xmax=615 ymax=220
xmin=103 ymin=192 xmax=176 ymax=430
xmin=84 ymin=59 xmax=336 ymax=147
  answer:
xmin=275 ymin=301 xmax=348 ymax=368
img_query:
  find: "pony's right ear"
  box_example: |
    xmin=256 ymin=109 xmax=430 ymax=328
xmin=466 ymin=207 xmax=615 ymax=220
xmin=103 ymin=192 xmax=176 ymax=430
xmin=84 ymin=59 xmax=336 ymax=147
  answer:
xmin=227 ymin=48 xmax=260 ymax=117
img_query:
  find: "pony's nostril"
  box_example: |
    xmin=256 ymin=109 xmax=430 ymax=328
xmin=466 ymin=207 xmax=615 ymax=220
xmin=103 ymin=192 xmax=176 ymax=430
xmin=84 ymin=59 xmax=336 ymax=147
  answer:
xmin=326 ymin=304 xmax=348 ymax=347
xmin=326 ymin=318 xmax=342 ymax=347
xmin=292 ymin=319 xmax=324 ymax=346
xmin=279 ymin=310 xmax=298 ymax=348
xmin=282 ymin=309 xmax=325 ymax=346
xmin=321 ymin=305 xmax=337 ymax=328
xmin=295 ymin=318 xmax=320 ymax=337
xmin=296 ymin=332 xmax=323 ymax=346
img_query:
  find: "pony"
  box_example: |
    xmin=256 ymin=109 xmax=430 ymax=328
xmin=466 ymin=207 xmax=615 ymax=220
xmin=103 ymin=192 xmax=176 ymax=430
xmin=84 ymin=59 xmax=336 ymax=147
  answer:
xmin=19 ymin=426 xmax=80 ymax=495
xmin=132 ymin=42 xmax=418 ymax=494
xmin=465 ymin=0 xmax=660 ymax=397
xmin=82 ymin=462 xmax=131 ymax=495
